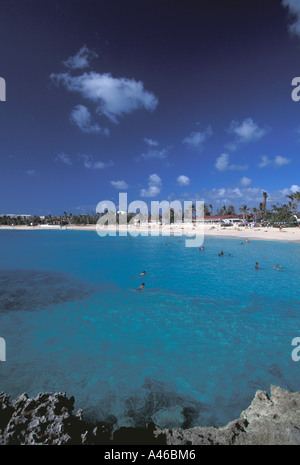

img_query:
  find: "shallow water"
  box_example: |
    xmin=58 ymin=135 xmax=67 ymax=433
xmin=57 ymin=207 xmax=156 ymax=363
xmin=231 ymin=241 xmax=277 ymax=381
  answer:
xmin=0 ymin=230 xmax=299 ymax=428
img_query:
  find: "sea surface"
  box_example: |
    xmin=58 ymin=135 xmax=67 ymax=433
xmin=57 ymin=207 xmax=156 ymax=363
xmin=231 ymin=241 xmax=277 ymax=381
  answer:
xmin=0 ymin=229 xmax=299 ymax=429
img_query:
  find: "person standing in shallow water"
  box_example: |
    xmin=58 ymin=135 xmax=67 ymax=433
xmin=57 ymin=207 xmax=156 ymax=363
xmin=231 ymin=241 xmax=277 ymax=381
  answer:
xmin=255 ymin=262 xmax=258 ymax=270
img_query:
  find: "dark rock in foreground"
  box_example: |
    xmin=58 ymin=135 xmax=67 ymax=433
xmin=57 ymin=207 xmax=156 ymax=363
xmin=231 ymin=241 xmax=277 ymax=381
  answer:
xmin=0 ymin=385 xmax=299 ymax=445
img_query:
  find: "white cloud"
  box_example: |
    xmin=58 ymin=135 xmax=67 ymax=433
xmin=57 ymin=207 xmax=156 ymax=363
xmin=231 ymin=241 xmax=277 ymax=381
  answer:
xmin=258 ymin=155 xmax=291 ymax=168
xmin=281 ymin=184 xmax=300 ymax=196
xmin=281 ymin=187 xmax=292 ymax=196
xmin=56 ymin=152 xmax=72 ymax=165
xmin=258 ymin=155 xmax=271 ymax=168
xmin=277 ymin=185 xmax=300 ymax=202
xmin=182 ymin=126 xmax=213 ymax=150
xmin=140 ymin=148 xmax=169 ymax=160
xmin=70 ymin=104 xmax=109 ymax=135
xmin=51 ymin=71 xmax=158 ymax=124
xmin=63 ymin=46 xmax=98 ymax=70
xmin=200 ymin=184 xmax=300 ymax=209
xmin=143 ymin=137 xmax=159 ymax=147
xmin=274 ymin=155 xmax=291 ymax=167
xmin=205 ymin=187 xmax=243 ymax=202
xmin=140 ymin=173 xmax=162 ymax=197
xmin=200 ymin=186 xmax=264 ymax=207
xmin=138 ymin=138 xmax=169 ymax=160
xmin=282 ymin=0 xmax=300 ymax=36
xmin=79 ymin=154 xmax=113 ymax=170
xmin=26 ymin=169 xmax=36 ymax=176
xmin=110 ymin=180 xmax=129 ymax=190
xmin=215 ymin=153 xmax=229 ymax=171
xmin=240 ymin=176 xmax=252 ymax=187
xmin=215 ymin=153 xmax=248 ymax=172
xmin=227 ymin=118 xmax=268 ymax=150
xmin=291 ymin=184 xmax=300 ymax=193
xmin=177 ymin=175 xmax=190 ymax=186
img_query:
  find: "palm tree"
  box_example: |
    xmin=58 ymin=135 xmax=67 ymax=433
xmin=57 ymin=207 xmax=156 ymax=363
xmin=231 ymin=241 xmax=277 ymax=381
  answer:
xmin=262 ymin=191 xmax=268 ymax=212
xmin=227 ymin=205 xmax=236 ymax=215
xmin=286 ymin=194 xmax=294 ymax=213
xmin=239 ymin=204 xmax=248 ymax=222
xmin=204 ymin=204 xmax=210 ymax=216
xmin=293 ymin=192 xmax=300 ymax=213
xmin=217 ymin=205 xmax=227 ymax=215
xmin=209 ymin=204 xmax=213 ymax=215
xmin=252 ymin=207 xmax=259 ymax=221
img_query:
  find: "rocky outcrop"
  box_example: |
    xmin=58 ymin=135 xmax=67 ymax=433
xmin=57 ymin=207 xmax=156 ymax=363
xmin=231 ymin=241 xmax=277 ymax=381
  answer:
xmin=0 ymin=391 xmax=161 ymax=445
xmin=154 ymin=385 xmax=300 ymax=445
xmin=0 ymin=392 xmax=86 ymax=445
xmin=0 ymin=385 xmax=299 ymax=445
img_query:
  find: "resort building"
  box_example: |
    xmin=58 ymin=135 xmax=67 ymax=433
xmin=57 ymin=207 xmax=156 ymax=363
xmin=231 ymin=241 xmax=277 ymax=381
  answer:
xmin=201 ymin=215 xmax=242 ymax=226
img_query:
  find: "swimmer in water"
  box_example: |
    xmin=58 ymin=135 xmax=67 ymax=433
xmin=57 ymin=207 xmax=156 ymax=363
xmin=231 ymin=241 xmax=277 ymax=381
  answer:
xmin=137 ymin=283 xmax=145 ymax=291
xmin=255 ymin=262 xmax=258 ymax=270
xmin=138 ymin=271 xmax=146 ymax=276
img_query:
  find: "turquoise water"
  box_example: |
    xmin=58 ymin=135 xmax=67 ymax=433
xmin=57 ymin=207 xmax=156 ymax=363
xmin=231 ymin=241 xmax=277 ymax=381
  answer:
xmin=0 ymin=230 xmax=299 ymax=428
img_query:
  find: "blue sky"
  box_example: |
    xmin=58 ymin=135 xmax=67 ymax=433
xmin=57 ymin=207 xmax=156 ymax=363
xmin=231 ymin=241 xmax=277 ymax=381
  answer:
xmin=1 ymin=0 xmax=300 ymax=215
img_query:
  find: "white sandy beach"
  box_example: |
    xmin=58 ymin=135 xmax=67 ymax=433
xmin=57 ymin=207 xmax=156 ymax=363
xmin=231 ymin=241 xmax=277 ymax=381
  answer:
xmin=1 ymin=223 xmax=300 ymax=243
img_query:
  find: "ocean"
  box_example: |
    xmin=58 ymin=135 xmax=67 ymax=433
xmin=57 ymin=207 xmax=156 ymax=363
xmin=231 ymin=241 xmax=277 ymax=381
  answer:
xmin=0 ymin=229 xmax=299 ymax=429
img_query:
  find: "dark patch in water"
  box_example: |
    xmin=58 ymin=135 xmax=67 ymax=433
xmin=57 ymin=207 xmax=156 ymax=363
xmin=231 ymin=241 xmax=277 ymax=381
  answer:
xmin=82 ymin=378 xmax=204 ymax=430
xmin=0 ymin=269 xmax=94 ymax=313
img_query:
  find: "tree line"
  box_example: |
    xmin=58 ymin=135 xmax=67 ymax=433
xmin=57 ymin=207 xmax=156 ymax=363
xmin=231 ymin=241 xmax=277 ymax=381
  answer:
xmin=1 ymin=191 xmax=299 ymax=227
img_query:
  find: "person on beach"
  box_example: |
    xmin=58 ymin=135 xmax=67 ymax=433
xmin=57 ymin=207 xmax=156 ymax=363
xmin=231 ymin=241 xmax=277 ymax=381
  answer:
xmin=137 ymin=283 xmax=145 ymax=291
xmin=255 ymin=262 xmax=258 ymax=270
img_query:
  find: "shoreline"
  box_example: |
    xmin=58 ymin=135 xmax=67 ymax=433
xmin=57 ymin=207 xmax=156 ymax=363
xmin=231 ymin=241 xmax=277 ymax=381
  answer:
xmin=1 ymin=224 xmax=300 ymax=243
xmin=0 ymin=385 xmax=299 ymax=445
